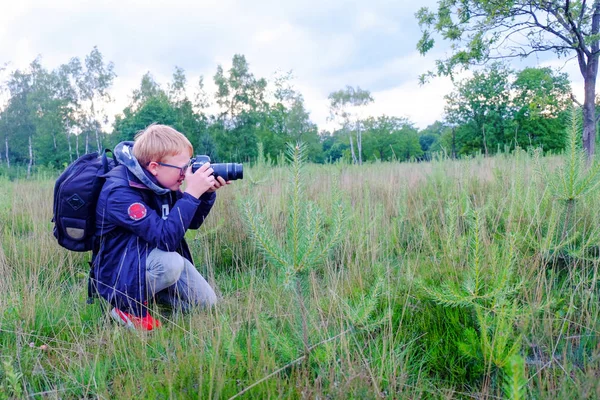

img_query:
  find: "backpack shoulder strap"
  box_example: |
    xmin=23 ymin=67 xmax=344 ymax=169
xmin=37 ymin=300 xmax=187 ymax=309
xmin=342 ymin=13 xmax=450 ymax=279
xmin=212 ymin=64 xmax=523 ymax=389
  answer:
xmin=101 ymin=149 xmax=118 ymax=173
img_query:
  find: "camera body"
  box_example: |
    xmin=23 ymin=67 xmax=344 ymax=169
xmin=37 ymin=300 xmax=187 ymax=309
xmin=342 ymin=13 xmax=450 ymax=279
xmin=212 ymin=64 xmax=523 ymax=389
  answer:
xmin=190 ymin=155 xmax=243 ymax=181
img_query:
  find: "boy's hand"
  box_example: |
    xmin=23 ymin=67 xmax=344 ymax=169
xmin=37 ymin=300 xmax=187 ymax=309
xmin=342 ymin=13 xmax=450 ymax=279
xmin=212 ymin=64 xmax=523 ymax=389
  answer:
xmin=184 ymin=162 xmax=216 ymax=198
xmin=206 ymin=176 xmax=232 ymax=193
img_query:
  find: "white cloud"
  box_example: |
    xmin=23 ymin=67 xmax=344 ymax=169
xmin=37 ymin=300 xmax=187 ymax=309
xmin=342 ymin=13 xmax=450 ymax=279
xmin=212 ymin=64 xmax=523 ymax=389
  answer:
xmin=356 ymin=10 xmax=398 ymax=34
xmin=365 ymin=75 xmax=455 ymax=128
xmin=0 ymin=0 xmax=591 ymax=135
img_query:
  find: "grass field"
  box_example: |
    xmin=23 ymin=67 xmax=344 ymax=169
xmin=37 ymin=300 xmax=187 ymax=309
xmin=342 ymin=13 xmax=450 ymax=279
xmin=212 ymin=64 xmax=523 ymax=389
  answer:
xmin=1 ymin=143 xmax=600 ymax=399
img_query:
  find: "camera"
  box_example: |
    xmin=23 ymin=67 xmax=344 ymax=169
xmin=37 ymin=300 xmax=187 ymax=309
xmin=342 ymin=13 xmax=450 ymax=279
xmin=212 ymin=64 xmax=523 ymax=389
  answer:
xmin=190 ymin=155 xmax=243 ymax=181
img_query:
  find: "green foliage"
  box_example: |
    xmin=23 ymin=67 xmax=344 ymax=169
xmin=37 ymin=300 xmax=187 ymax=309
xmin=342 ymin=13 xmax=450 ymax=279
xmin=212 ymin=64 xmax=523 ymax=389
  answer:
xmin=328 ymin=86 xmax=374 ymax=164
xmin=239 ymin=142 xmax=392 ymax=396
xmin=502 ymin=354 xmax=527 ymax=400
xmin=342 ymin=273 xmax=387 ymax=330
xmin=0 ymin=48 xmax=576 ymax=169
xmin=444 ymin=63 xmax=513 ymax=155
xmin=214 ymin=54 xmax=267 ymax=119
xmin=416 ymin=0 xmax=599 ymax=157
xmin=266 ymin=73 xmax=322 ymax=163
xmin=419 ymin=209 xmax=524 ymax=386
xmin=443 ymin=64 xmax=571 ymax=155
xmin=548 ymin=108 xmax=600 ymax=202
xmin=242 ymin=142 xmax=344 ymax=284
xmin=361 ymin=116 xmax=423 ymax=162
xmin=3 ymin=151 xmax=600 ymax=397
xmin=0 ymin=358 xmax=24 ymax=399
xmin=111 ymin=70 xmax=208 ymax=151
xmin=532 ymin=107 xmax=600 ymax=263
xmin=416 ymin=1 xmax=595 ymax=77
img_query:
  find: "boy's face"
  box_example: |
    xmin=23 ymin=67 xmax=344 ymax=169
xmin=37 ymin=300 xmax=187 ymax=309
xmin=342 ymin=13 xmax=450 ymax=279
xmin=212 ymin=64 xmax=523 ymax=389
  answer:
xmin=147 ymin=151 xmax=191 ymax=191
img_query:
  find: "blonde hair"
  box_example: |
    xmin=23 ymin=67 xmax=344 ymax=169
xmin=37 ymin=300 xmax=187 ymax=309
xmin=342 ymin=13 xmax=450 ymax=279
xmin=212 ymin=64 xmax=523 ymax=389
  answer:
xmin=133 ymin=124 xmax=193 ymax=166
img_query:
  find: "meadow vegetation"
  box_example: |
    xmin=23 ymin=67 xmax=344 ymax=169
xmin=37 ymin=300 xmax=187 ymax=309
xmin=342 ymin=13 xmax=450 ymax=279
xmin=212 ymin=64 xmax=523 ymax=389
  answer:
xmin=1 ymin=125 xmax=600 ymax=399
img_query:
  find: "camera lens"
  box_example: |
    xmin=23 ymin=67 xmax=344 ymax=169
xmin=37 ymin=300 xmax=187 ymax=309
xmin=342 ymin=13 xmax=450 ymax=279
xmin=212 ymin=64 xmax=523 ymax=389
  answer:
xmin=212 ymin=163 xmax=243 ymax=181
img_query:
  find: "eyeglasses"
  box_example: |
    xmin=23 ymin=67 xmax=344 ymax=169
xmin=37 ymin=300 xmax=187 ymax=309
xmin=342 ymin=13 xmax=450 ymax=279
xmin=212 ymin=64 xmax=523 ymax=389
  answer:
xmin=157 ymin=161 xmax=191 ymax=177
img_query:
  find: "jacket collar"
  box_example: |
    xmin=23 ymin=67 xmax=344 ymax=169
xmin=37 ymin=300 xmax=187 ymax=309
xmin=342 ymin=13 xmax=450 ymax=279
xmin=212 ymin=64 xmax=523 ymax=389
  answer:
xmin=113 ymin=141 xmax=170 ymax=195
xmin=126 ymin=168 xmax=162 ymax=190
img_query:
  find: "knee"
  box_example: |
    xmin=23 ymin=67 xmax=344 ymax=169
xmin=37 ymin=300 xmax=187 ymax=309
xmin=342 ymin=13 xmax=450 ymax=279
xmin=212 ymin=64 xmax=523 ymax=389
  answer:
xmin=155 ymin=251 xmax=185 ymax=287
xmin=204 ymin=287 xmax=217 ymax=307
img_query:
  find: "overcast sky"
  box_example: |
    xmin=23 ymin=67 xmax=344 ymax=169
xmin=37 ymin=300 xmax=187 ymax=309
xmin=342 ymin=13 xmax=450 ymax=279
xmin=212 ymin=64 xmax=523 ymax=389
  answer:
xmin=0 ymin=0 xmax=587 ymax=131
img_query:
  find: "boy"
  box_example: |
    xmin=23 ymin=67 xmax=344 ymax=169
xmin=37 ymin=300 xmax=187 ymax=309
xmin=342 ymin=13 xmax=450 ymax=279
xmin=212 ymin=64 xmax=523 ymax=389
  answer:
xmin=92 ymin=124 xmax=229 ymax=331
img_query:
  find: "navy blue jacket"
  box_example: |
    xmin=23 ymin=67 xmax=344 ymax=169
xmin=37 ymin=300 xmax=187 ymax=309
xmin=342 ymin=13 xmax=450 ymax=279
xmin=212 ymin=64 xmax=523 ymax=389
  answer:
xmin=92 ymin=164 xmax=215 ymax=317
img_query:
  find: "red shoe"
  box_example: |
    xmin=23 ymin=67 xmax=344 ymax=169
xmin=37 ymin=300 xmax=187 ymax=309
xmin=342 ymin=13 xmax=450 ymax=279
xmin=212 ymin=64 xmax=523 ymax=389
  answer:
xmin=110 ymin=308 xmax=161 ymax=331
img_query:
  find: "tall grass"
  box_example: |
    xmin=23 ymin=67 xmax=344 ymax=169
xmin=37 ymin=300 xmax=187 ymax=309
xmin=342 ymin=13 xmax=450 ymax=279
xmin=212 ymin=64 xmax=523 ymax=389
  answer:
xmin=1 ymin=139 xmax=600 ymax=398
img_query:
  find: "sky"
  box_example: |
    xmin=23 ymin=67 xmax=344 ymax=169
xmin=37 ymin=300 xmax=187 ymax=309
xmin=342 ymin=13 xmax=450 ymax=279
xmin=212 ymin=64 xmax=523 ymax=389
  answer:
xmin=0 ymin=0 xmax=588 ymax=131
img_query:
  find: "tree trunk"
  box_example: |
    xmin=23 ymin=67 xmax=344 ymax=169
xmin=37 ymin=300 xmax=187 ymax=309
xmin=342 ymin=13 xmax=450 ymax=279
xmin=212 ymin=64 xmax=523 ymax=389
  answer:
xmin=356 ymin=120 xmax=362 ymax=165
xmin=95 ymin=125 xmax=101 ymax=153
xmin=5 ymin=136 xmax=9 ymax=168
xmin=348 ymin=130 xmax=357 ymax=164
xmin=67 ymin=132 xmax=73 ymax=163
xmin=482 ymin=125 xmax=489 ymax=157
xmin=85 ymin=131 xmax=89 ymax=154
xmin=451 ymin=127 xmax=456 ymax=159
xmin=27 ymin=135 xmax=33 ymax=179
xmin=76 ymin=134 xmax=80 ymax=158
xmin=91 ymin=101 xmax=101 ymax=153
xmin=582 ymin=72 xmax=597 ymax=161
xmin=579 ymin=4 xmax=599 ymax=161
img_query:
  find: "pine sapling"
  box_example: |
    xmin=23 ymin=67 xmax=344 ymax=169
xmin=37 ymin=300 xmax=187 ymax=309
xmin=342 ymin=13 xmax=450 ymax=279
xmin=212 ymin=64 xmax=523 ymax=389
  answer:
xmin=535 ymin=107 xmax=600 ymax=263
xmin=240 ymin=142 xmax=344 ymax=358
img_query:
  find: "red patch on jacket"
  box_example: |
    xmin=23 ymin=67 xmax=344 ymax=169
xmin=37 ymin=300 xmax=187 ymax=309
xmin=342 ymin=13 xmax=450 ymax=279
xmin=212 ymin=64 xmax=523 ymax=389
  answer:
xmin=127 ymin=203 xmax=147 ymax=221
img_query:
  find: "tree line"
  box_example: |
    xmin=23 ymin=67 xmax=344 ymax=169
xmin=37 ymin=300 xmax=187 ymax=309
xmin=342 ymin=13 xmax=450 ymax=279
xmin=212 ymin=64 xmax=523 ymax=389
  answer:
xmin=417 ymin=0 xmax=600 ymax=160
xmin=0 ymin=48 xmax=582 ymax=175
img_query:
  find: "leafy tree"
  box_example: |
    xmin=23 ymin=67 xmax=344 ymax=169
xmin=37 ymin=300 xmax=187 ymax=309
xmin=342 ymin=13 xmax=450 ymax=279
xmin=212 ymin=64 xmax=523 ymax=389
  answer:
xmin=444 ymin=63 xmax=513 ymax=155
xmin=442 ymin=65 xmax=571 ymax=155
xmin=212 ymin=55 xmax=269 ymax=162
xmin=112 ymin=69 xmax=206 ymax=153
xmin=361 ymin=116 xmax=423 ymax=161
xmin=321 ymin=131 xmax=348 ymax=163
xmin=112 ymin=74 xmax=176 ymax=145
xmin=74 ymin=47 xmax=116 ymax=153
xmin=212 ymin=111 xmax=262 ymax=162
xmin=419 ymin=121 xmax=450 ymax=158
xmin=416 ymin=0 xmax=600 ymax=159
xmin=266 ymin=71 xmax=321 ymax=162
xmin=3 ymin=63 xmax=38 ymax=173
xmin=0 ymin=57 xmax=87 ymax=170
xmin=0 ymin=64 xmax=7 ymax=166
xmin=168 ymin=66 xmax=187 ymax=105
xmin=328 ymin=86 xmax=374 ymax=164
xmin=131 ymin=72 xmax=164 ymax=110
xmin=512 ymin=67 xmax=571 ymax=150
xmin=167 ymin=67 xmax=208 ymax=148
xmin=214 ymin=54 xmax=267 ymax=120
xmin=27 ymin=61 xmax=73 ymax=167
xmin=513 ymin=67 xmax=571 ymax=117
xmin=55 ymin=60 xmax=83 ymax=162
xmin=112 ymin=94 xmax=177 ymax=145
xmin=193 ymin=75 xmax=211 ymax=112
xmin=190 ymin=75 xmax=215 ymax=158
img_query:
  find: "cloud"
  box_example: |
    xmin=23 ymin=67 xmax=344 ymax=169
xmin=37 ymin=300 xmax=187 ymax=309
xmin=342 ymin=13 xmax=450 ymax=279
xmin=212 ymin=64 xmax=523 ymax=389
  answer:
xmin=1 ymin=0 xmax=588 ymax=134
xmin=365 ymin=75 xmax=455 ymax=129
xmin=356 ymin=10 xmax=399 ymax=34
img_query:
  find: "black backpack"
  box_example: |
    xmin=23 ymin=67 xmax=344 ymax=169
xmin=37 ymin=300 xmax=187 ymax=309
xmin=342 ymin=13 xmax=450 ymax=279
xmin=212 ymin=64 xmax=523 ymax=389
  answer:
xmin=52 ymin=149 xmax=118 ymax=252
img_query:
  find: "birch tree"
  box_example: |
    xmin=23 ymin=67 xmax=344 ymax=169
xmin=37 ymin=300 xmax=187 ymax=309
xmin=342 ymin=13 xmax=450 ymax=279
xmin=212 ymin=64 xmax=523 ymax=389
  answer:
xmin=328 ymin=86 xmax=373 ymax=164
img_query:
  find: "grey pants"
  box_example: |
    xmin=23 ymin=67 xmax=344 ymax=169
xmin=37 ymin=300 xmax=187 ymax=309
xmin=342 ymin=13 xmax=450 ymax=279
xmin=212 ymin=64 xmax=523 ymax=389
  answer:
xmin=146 ymin=248 xmax=217 ymax=310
